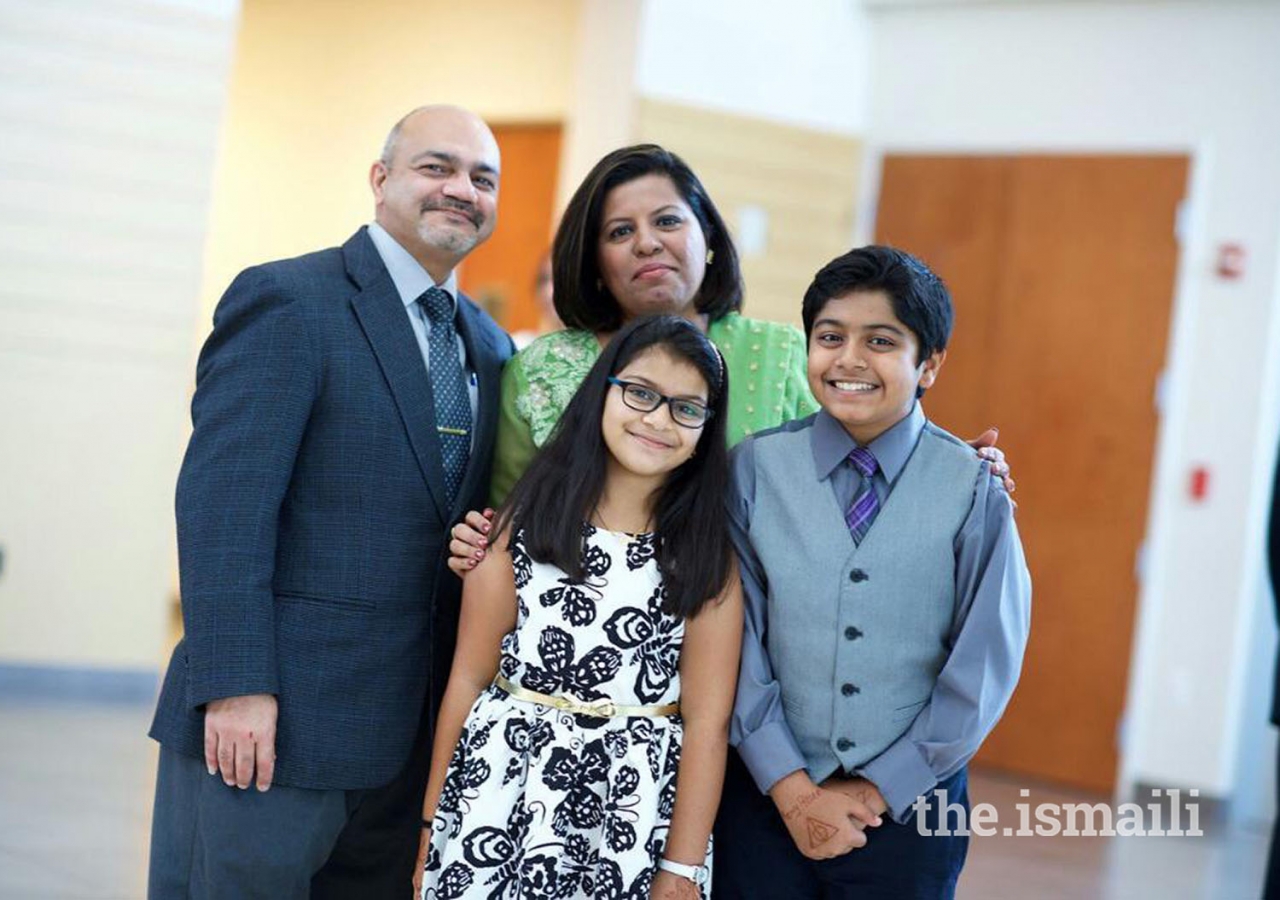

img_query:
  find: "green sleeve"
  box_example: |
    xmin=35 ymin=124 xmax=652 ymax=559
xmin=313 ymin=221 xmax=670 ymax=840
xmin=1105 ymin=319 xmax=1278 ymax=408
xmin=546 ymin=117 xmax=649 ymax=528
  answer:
xmin=783 ymin=324 xmax=819 ymax=419
xmin=489 ymin=354 xmax=537 ymax=507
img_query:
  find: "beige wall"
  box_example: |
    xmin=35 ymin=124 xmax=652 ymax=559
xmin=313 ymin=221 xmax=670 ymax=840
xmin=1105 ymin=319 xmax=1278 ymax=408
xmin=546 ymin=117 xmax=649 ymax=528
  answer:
xmin=201 ymin=0 xmax=582 ymax=322
xmin=635 ymin=100 xmax=861 ymax=327
xmin=0 ymin=0 xmax=238 ymax=670
xmin=0 ymin=0 xmax=868 ymax=675
xmin=554 ymin=0 xmax=642 ymax=210
xmin=0 ymin=0 xmax=582 ymax=675
xmin=555 ymin=1 xmax=865 ymax=327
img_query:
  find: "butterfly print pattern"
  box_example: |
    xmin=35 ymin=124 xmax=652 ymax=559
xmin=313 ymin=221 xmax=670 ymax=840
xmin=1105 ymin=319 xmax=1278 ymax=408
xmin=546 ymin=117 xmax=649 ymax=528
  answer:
xmin=422 ymin=525 xmax=708 ymax=899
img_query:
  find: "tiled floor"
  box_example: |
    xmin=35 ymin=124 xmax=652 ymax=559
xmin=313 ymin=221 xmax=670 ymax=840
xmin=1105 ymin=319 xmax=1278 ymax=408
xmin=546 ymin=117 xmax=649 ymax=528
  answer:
xmin=0 ymin=700 xmax=1270 ymax=899
xmin=0 ymin=702 xmax=157 ymax=899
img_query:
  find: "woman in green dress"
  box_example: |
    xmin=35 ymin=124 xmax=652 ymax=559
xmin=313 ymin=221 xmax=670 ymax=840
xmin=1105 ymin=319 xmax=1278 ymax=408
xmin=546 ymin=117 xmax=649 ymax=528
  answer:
xmin=450 ymin=144 xmax=1008 ymax=571
xmin=491 ymin=143 xmax=817 ymax=504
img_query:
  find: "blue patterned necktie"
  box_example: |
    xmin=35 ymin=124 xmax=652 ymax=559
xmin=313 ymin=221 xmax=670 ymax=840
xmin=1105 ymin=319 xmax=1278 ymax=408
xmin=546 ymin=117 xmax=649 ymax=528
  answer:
xmin=418 ymin=287 xmax=471 ymax=505
xmin=844 ymin=447 xmax=880 ymax=545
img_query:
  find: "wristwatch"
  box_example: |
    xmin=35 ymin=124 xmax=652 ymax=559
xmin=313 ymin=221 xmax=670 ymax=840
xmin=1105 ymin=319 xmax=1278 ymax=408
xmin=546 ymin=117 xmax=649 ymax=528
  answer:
xmin=657 ymin=857 xmax=710 ymax=887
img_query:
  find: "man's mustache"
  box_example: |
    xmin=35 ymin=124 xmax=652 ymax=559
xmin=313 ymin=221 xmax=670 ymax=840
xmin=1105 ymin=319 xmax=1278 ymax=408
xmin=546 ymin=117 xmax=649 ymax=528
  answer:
xmin=421 ymin=199 xmax=482 ymax=227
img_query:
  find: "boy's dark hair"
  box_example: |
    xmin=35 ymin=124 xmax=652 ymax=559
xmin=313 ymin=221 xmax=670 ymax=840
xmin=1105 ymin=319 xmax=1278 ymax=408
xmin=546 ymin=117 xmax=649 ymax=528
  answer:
xmin=552 ymin=144 xmax=743 ymax=333
xmin=495 ymin=316 xmax=733 ymax=619
xmin=801 ymin=245 xmax=954 ymax=365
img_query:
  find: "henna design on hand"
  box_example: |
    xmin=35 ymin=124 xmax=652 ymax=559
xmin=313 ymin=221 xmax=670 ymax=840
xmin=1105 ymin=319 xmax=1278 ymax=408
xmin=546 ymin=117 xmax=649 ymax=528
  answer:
xmin=806 ymin=816 xmax=839 ymax=849
xmin=781 ymin=787 xmax=821 ymax=822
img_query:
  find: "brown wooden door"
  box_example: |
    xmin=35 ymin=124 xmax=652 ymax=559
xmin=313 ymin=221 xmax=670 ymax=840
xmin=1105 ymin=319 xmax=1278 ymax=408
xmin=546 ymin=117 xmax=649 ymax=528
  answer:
xmin=459 ymin=123 xmax=561 ymax=333
xmin=877 ymin=154 xmax=1187 ymax=793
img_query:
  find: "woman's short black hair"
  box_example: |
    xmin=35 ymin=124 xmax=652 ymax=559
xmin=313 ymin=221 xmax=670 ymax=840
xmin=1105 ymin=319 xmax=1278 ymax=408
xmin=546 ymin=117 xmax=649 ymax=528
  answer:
xmin=495 ymin=315 xmax=733 ymax=619
xmin=552 ymin=144 xmax=743 ymax=333
xmin=802 ymin=245 xmax=954 ymax=363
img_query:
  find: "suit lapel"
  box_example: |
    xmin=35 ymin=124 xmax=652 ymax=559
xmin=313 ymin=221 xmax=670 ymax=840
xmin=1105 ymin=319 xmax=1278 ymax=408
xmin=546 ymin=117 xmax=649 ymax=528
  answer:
xmin=344 ymin=230 xmax=451 ymax=524
xmin=453 ymin=294 xmax=503 ymax=517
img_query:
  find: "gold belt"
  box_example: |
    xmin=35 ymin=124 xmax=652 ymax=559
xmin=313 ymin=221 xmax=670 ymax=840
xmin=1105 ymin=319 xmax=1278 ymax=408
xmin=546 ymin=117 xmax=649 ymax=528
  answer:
xmin=494 ymin=674 xmax=678 ymax=719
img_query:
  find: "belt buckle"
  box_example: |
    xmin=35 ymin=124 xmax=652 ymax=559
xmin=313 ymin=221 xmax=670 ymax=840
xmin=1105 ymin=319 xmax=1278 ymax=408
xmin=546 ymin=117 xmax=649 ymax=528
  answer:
xmin=552 ymin=694 xmax=575 ymax=713
xmin=560 ymin=691 xmax=616 ymax=718
xmin=584 ymin=698 xmax=617 ymax=718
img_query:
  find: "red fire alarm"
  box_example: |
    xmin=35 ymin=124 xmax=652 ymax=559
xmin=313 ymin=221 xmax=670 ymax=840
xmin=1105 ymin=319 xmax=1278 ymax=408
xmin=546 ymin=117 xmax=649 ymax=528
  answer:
xmin=1189 ymin=466 xmax=1210 ymax=502
xmin=1217 ymin=244 xmax=1245 ymax=280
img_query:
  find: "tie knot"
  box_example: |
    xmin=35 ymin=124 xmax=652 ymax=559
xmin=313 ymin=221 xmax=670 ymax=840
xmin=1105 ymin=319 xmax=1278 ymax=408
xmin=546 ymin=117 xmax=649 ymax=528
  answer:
xmin=418 ymin=287 xmax=453 ymax=324
xmin=847 ymin=447 xmax=878 ymax=477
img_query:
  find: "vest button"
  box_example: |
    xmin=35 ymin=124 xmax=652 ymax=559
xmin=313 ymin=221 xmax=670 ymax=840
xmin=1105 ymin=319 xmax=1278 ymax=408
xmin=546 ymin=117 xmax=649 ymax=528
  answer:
xmin=841 ymin=683 xmax=859 ymax=696
xmin=844 ymin=626 xmax=863 ymax=641
xmin=849 ymin=568 xmax=869 ymax=583
xmin=836 ymin=738 xmax=854 ymax=752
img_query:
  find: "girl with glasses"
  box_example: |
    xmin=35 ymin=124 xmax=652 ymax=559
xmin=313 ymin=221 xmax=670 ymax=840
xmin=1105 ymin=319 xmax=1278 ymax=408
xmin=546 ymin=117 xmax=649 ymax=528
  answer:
xmin=416 ymin=316 xmax=742 ymax=900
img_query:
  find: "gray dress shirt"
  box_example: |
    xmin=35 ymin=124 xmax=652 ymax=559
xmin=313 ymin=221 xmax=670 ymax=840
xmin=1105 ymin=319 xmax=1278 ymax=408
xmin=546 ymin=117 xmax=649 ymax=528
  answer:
xmin=728 ymin=403 xmax=1032 ymax=821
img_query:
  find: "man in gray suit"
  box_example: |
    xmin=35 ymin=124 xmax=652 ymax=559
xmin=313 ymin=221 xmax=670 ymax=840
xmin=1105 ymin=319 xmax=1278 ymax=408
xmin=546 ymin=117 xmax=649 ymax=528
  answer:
xmin=147 ymin=105 xmax=515 ymax=899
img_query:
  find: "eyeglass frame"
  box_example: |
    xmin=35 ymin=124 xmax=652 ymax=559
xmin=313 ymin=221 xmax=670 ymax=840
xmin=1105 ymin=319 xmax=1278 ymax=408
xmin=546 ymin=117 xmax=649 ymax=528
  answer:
xmin=606 ymin=377 xmax=714 ymax=429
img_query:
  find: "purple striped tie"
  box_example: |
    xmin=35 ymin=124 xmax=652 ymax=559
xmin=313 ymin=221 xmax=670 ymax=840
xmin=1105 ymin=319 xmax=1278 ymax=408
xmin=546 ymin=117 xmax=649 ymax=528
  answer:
xmin=845 ymin=447 xmax=880 ymax=544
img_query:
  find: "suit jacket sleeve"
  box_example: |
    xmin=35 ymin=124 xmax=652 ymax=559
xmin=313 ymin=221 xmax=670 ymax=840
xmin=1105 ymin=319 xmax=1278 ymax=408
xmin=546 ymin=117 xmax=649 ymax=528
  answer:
xmin=176 ymin=266 xmax=320 ymax=710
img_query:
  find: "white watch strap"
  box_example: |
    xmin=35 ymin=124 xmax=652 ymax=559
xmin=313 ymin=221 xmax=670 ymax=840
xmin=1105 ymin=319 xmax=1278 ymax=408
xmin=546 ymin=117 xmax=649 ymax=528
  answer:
xmin=658 ymin=857 xmax=709 ymax=886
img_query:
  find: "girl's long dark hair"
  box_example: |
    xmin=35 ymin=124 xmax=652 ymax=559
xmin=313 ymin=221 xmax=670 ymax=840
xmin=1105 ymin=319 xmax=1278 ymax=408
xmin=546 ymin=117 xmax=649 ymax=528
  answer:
xmin=495 ymin=316 xmax=733 ymax=619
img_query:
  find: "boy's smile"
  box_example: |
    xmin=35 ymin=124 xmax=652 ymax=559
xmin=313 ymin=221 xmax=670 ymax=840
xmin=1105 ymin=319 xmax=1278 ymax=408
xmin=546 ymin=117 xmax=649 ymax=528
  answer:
xmin=807 ymin=289 xmax=945 ymax=445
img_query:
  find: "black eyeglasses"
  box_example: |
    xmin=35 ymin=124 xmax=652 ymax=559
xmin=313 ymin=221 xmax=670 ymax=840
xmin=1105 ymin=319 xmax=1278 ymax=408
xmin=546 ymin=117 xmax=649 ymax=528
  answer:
xmin=607 ymin=377 xmax=713 ymax=428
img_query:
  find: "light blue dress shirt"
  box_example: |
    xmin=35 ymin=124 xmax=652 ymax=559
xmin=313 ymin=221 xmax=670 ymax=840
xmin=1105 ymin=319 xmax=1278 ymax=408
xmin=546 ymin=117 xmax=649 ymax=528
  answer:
xmin=367 ymin=222 xmax=479 ymax=429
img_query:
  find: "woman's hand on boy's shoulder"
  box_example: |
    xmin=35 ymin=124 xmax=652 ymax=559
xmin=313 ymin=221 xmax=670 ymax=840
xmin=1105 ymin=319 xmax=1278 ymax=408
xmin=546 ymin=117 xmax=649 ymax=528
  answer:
xmin=448 ymin=508 xmax=496 ymax=578
xmin=966 ymin=427 xmax=1017 ymax=503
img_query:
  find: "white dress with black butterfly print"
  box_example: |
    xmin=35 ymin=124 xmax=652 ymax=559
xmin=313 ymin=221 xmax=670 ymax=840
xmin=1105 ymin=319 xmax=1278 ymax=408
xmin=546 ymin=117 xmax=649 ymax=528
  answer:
xmin=421 ymin=524 xmax=708 ymax=900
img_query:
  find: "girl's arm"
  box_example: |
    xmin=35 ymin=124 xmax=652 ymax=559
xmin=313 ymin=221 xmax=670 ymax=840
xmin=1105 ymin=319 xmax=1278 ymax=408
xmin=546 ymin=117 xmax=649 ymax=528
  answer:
xmin=652 ymin=565 xmax=744 ymax=899
xmin=414 ymin=529 xmax=517 ymax=888
xmin=448 ymin=356 xmax=536 ymax=580
xmin=422 ymin=529 xmax=517 ymax=817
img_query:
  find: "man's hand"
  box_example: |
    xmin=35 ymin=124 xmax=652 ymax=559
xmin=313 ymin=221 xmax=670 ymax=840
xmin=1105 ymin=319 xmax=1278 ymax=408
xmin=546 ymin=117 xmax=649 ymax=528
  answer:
xmin=204 ymin=693 xmax=277 ymax=791
xmin=967 ymin=427 xmax=1016 ymax=498
xmin=447 ymin=508 xmax=495 ymax=578
xmin=822 ymin=775 xmax=889 ymax=819
xmin=769 ymin=771 xmax=882 ymax=860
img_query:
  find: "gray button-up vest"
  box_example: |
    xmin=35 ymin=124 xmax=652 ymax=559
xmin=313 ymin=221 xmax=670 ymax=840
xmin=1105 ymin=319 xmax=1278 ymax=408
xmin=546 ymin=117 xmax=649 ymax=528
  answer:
xmin=750 ymin=421 xmax=981 ymax=783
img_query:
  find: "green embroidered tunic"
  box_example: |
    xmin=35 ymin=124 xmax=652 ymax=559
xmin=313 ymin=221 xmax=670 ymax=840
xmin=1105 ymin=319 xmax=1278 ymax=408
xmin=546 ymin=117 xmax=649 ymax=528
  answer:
xmin=490 ymin=313 xmax=818 ymax=505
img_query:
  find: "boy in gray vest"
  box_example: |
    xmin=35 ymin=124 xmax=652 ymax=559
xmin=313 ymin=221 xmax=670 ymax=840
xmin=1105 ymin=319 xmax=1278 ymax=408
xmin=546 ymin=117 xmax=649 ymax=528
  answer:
xmin=713 ymin=246 xmax=1031 ymax=899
